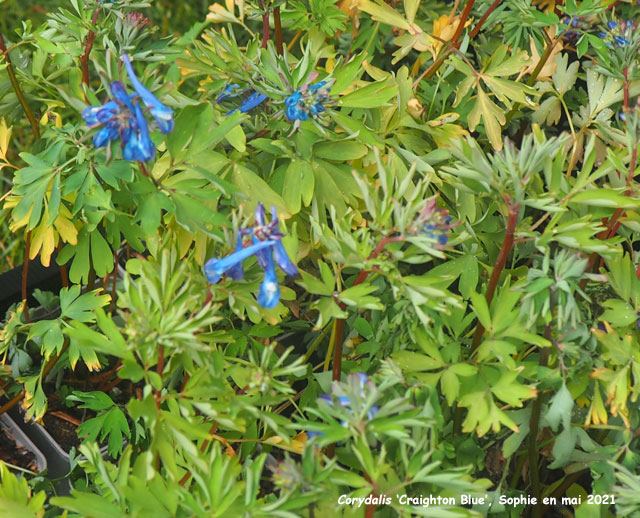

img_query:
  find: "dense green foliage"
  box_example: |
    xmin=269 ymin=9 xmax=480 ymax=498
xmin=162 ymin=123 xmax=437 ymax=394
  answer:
xmin=0 ymin=0 xmax=639 ymax=517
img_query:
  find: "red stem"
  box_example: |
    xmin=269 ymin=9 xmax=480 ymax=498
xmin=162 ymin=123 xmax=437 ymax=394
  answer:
xmin=274 ymin=6 xmax=283 ymax=55
xmin=259 ymin=1 xmax=270 ymax=49
xmin=471 ymin=202 xmax=519 ymax=350
xmin=469 ymin=0 xmax=500 ymax=40
xmin=623 ymin=67 xmax=630 ymax=111
xmin=332 ymin=235 xmax=406 ymax=383
xmin=80 ymin=8 xmax=100 ymax=89
xmin=451 ymin=0 xmax=476 ymax=48
xmin=57 ymin=242 xmax=69 ymax=287
xmin=22 ymin=231 xmax=31 ymax=323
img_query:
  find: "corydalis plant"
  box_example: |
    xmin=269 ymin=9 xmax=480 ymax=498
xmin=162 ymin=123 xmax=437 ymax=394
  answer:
xmin=204 ymin=203 xmax=298 ymax=308
xmin=82 ymin=54 xmax=174 ymax=161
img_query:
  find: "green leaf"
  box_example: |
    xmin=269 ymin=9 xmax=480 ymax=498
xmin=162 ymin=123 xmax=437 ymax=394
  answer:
xmin=545 ymin=382 xmax=574 ymax=432
xmin=283 ymin=159 xmax=314 ymax=214
xmin=338 ymin=79 xmax=398 ymax=109
xmin=470 ymin=292 xmax=492 ymax=331
xmin=570 ymin=189 xmax=640 ymax=209
xmin=357 ymin=0 xmax=411 ymax=30
xmin=314 ymin=141 xmax=368 ymax=161
xmin=338 ymin=283 xmax=383 ymax=309
xmin=51 ymin=492 xmax=123 ymax=518
xmin=90 ymin=231 xmax=113 ymax=278
xmin=232 ymin=164 xmax=290 ymax=217
xmin=60 ymin=286 xmax=110 ymax=323
xmin=468 ymin=87 xmax=506 ymax=151
xmin=391 ymin=350 xmax=444 ymax=372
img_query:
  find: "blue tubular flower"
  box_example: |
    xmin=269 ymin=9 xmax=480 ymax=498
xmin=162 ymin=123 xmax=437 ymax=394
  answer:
xmin=257 ymin=244 xmax=280 ymax=309
xmin=204 ymin=239 xmax=276 ymax=284
xmin=204 ymin=202 xmax=297 ymax=308
xmin=216 ymin=84 xmax=241 ymax=103
xmin=226 ymin=234 xmax=246 ymax=281
xmin=123 ymin=102 xmax=156 ymax=162
xmin=122 ymin=54 xmax=174 ymax=133
xmin=227 ymin=91 xmax=268 ymax=115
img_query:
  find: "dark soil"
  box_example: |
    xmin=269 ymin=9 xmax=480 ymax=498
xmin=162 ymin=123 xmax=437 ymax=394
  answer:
xmin=0 ymin=423 xmax=39 ymax=471
xmin=42 ymin=413 xmax=81 ymax=452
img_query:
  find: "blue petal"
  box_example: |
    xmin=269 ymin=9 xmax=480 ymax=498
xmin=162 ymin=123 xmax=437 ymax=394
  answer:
xmin=607 ymin=21 xmax=618 ymax=30
xmin=123 ymin=102 xmax=156 ymax=162
xmin=226 ymin=234 xmax=245 ymax=281
xmin=286 ymin=105 xmax=299 ymax=120
xmin=273 ymin=240 xmax=297 ymax=276
xmin=216 ymin=84 xmax=241 ymax=103
xmin=204 ymin=239 xmax=276 ymax=284
xmin=255 ymin=202 xmax=267 ymax=226
xmin=285 ymin=91 xmax=301 ymax=106
xmin=93 ymin=126 xmax=114 ymax=147
xmin=257 ymin=249 xmax=280 ymax=309
xmin=110 ymin=81 xmax=134 ymax=109
xmin=122 ymin=54 xmax=174 ymax=134
xmin=238 ymin=92 xmax=267 ymax=113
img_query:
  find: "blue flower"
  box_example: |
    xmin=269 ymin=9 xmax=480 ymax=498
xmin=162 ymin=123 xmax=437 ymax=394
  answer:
xmin=284 ymin=79 xmax=331 ymax=122
xmin=227 ymin=91 xmax=268 ymax=115
xmin=82 ymin=81 xmax=154 ymax=161
xmin=216 ymin=84 xmax=242 ymax=103
xmin=413 ymin=198 xmax=455 ymax=246
xmin=599 ymin=19 xmax=636 ymax=48
xmin=122 ymin=102 xmax=155 ymax=162
xmin=83 ymin=55 xmax=176 ymax=162
xmin=122 ymin=54 xmax=174 ymax=133
xmin=309 ymin=373 xmax=379 ymax=439
xmin=204 ymin=203 xmax=297 ymax=309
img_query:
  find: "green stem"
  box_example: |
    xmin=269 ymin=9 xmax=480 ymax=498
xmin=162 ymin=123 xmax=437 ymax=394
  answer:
xmin=0 ymin=32 xmax=40 ymax=139
xmin=528 ymin=311 xmax=552 ymax=518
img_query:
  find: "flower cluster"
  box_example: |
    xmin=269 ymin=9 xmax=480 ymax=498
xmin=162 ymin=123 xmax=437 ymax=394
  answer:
xmin=412 ymin=198 xmax=455 ymax=246
xmin=204 ymin=203 xmax=297 ymax=309
xmin=308 ymin=373 xmax=379 ymax=439
xmin=82 ymin=55 xmax=174 ymax=161
xmin=216 ymin=84 xmax=268 ymax=114
xmin=599 ymin=20 xmax=637 ymax=47
xmin=284 ymin=80 xmax=331 ymax=122
xmin=559 ymin=15 xmax=587 ymax=42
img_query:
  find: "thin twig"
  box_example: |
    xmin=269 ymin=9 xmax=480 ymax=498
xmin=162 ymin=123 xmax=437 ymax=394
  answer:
xmin=0 ymin=32 xmax=40 ymax=139
xmin=80 ymin=8 xmax=101 ymax=89
xmin=469 ymin=0 xmax=501 ymax=39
